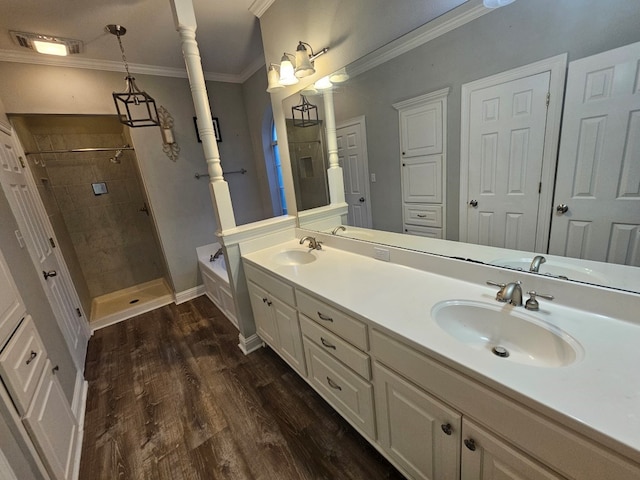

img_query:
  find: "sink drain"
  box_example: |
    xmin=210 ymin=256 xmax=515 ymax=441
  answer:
xmin=492 ymin=345 xmax=510 ymax=358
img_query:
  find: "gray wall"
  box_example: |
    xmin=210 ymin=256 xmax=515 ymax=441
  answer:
xmin=0 ymin=62 xmax=266 ymax=293
xmin=331 ymin=0 xmax=640 ymax=239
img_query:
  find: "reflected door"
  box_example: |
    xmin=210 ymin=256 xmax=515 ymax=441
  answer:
xmin=336 ymin=117 xmax=372 ymax=228
xmin=549 ymin=41 xmax=640 ymax=266
xmin=463 ymin=71 xmax=551 ymax=251
xmin=0 ymin=130 xmax=88 ymax=369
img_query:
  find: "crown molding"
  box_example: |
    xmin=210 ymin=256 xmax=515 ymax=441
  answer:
xmin=0 ymin=48 xmax=256 ymax=84
xmin=249 ymin=0 xmax=276 ymax=18
xmin=348 ymin=3 xmax=490 ymax=79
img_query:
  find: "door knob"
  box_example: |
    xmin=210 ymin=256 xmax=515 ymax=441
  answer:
xmin=359 ymin=197 xmax=365 ymax=202
xmin=42 ymin=270 xmax=57 ymax=280
xmin=469 ymin=200 xmax=478 ymax=207
xmin=556 ymin=204 xmax=569 ymax=214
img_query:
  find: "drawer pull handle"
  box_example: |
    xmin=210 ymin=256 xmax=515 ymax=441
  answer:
xmin=317 ymin=312 xmax=333 ymax=322
xmin=262 ymin=298 xmax=272 ymax=306
xmin=52 ymin=365 xmax=59 ymax=375
xmin=26 ymin=351 xmax=37 ymax=365
xmin=441 ymin=423 xmax=453 ymax=435
xmin=320 ymin=338 xmax=336 ymax=350
xmin=417 ymin=214 xmax=427 ymax=218
xmin=326 ymin=377 xmax=342 ymax=391
xmin=464 ymin=438 xmax=476 ymax=451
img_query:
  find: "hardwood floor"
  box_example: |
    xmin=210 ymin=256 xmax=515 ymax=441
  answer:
xmin=79 ymin=295 xmax=405 ymax=479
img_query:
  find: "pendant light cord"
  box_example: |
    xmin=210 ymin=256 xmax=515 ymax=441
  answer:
xmin=115 ymin=33 xmax=132 ymax=78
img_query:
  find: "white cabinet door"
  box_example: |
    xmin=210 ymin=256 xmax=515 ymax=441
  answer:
xmin=374 ymin=362 xmax=461 ymax=480
xmin=461 ymin=419 xmax=563 ymax=480
xmin=247 ymin=281 xmax=278 ymax=346
xmin=402 ymin=155 xmax=443 ymax=203
xmin=549 ymin=41 xmax=640 ymax=265
xmin=23 ymin=360 xmax=79 ymax=480
xmin=400 ymin=101 xmax=443 ymax=157
xmin=271 ymin=296 xmax=305 ymax=375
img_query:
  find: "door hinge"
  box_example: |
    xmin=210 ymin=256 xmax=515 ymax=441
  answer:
xmin=545 ymin=92 xmax=550 ymax=107
xmin=18 ymin=156 xmax=25 ymax=168
xmin=49 ymin=237 xmax=56 ymax=248
xmin=76 ymin=308 xmax=82 ymax=317
xmin=539 ymin=182 xmax=542 ymax=194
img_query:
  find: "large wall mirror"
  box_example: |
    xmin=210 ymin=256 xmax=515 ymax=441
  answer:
xmin=282 ymin=0 xmax=640 ymax=293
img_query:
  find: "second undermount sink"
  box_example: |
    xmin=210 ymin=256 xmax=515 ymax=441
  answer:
xmin=272 ymin=249 xmax=317 ymax=266
xmin=431 ymin=300 xmax=582 ymax=367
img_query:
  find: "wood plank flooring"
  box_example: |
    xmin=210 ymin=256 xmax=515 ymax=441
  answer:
xmin=79 ymin=295 xmax=405 ymax=479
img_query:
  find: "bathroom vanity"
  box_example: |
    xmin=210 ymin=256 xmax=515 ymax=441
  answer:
xmin=241 ymin=234 xmax=640 ymax=480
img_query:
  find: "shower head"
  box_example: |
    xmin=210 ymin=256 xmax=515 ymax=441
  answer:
xmin=109 ymin=144 xmax=129 ymax=164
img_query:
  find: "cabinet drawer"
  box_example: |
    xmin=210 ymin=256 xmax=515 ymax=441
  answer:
xmin=404 ymin=224 xmax=442 ymax=238
xmin=301 ymin=314 xmax=370 ymax=379
xmin=244 ymin=262 xmax=295 ymax=305
xmin=404 ymin=204 xmax=442 ymax=227
xmin=0 ymin=315 xmax=47 ymax=415
xmin=297 ymin=291 xmax=368 ymax=350
xmin=304 ymin=338 xmax=375 ymax=438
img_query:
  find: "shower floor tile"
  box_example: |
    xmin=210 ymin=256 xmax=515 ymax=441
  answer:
xmin=90 ymin=277 xmax=173 ymax=331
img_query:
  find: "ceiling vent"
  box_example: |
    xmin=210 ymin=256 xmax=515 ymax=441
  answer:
xmin=10 ymin=31 xmax=83 ymax=56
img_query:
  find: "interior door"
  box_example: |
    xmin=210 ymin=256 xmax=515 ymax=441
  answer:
xmin=0 ymin=130 xmax=88 ymax=370
xmin=0 ymin=245 xmax=25 ymax=347
xmin=462 ymin=71 xmax=551 ymax=251
xmin=548 ymin=41 xmax=640 ymax=265
xmin=336 ymin=117 xmax=372 ymax=228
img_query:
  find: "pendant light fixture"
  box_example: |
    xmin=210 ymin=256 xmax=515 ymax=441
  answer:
xmin=292 ymin=95 xmax=319 ymax=128
xmin=106 ymin=24 xmax=160 ymax=128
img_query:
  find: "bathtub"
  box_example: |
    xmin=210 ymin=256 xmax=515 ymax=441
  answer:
xmin=196 ymin=243 xmax=238 ymax=329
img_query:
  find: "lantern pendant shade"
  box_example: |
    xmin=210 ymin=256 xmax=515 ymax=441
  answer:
xmin=292 ymin=95 xmax=319 ymax=127
xmin=113 ymin=76 xmax=160 ymax=127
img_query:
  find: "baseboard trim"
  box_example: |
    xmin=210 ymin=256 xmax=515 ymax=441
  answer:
xmin=71 ymin=379 xmax=88 ymax=480
xmin=175 ymin=285 xmax=205 ymax=304
xmin=238 ymin=333 xmax=264 ymax=355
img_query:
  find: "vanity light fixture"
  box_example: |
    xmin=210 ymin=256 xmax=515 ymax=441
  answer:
xmin=10 ymin=31 xmax=83 ymax=56
xmin=329 ymin=68 xmax=350 ymax=84
xmin=483 ymin=0 xmax=516 ymax=8
xmin=292 ymin=95 xmax=320 ymax=127
xmin=266 ymin=41 xmax=330 ymax=91
xmin=314 ymin=75 xmax=333 ymax=90
xmin=106 ymin=24 xmax=160 ymax=128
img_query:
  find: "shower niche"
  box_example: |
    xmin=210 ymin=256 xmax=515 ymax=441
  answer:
xmin=11 ymin=114 xmax=172 ymax=328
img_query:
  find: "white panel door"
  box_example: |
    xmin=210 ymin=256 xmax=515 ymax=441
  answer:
xmin=400 ymin=101 xmax=443 ymax=157
xmin=0 ymin=130 xmax=88 ymax=370
xmin=336 ymin=117 xmax=372 ymax=228
xmin=0 ymin=246 xmax=25 ymax=347
xmin=402 ymin=155 xmax=443 ymax=203
xmin=549 ymin=41 xmax=640 ymax=265
xmin=464 ymin=71 xmax=551 ymax=251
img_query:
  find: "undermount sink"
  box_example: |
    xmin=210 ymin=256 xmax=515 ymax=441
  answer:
xmin=431 ymin=300 xmax=582 ymax=367
xmin=490 ymin=257 xmax=607 ymax=284
xmin=272 ymin=249 xmax=317 ymax=266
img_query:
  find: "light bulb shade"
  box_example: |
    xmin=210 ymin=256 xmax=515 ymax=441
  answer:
xmin=329 ymin=68 xmax=350 ymax=84
xmin=314 ymin=76 xmax=333 ymax=90
xmin=33 ymin=40 xmax=68 ymax=56
xmin=483 ymin=0 xmax=515 ymax=8
xmin=266 ymin=66 xmax=284 ymax=92
xmin=279 ymin=55 xmax=298 ymax=85
xmin=294 ymin=43 xmax=315 ymax=78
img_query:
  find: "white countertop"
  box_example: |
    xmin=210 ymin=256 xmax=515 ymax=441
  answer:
xmin=243 ymin=239 xmax=640 ymax=460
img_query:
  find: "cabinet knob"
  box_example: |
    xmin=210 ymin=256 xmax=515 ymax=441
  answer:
xmin=441 ymin=423 xmax=453 ymax=435
xmin=26 ymin=351 xmax=38 ymax=365
xmin=52 ymin=365 xmax=60 ymax=375
xmin=464 ymin=438 xmax=477 ymax=451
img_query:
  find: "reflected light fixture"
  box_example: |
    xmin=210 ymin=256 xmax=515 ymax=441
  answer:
xmin=314 ymin=76 xmax=333 ymax=90
xmin=483 ymin=0 xmax=516 ymax=8
xmin=292 ymin=95 xmax=319 ymax=128
xmin=10 ymin=31 xmax=83 ymax=56
xmin=106 ymin=24 xmax=160 ymax=128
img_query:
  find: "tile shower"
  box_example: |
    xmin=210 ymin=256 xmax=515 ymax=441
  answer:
xmin=12 ymin=115 xmax=170 ymax=323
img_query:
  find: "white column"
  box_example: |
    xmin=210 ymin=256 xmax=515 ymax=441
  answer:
xmin=322 ymin=89 xmax=346 ymax=204
xmin=170 ymin=0 xmax=236 ymax=231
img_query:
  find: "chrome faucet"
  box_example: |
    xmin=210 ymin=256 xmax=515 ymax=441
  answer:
xmin=529 ymin=255 xmax=546 ymax=273
xmin=210 ymin=247 xmax=223 ymax=262
xmin=331 ymin=225 xmax=346 ymax=235
xmin=487 ymin=280 xmax=523 ymax=306
xmin=299 ymin=236 xmax=322 ymax=250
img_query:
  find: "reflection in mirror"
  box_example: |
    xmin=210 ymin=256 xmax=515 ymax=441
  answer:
xmin=288 ymin=0 xmax=640 ymax=293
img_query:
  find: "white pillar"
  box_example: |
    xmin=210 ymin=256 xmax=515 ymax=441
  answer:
xmin=170 ymin=0 xmax=236 ymax=231
xmin=322 ymin=90 xmax=345 ymax=204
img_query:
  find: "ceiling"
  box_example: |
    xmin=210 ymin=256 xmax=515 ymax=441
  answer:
xmin=0 ymin=0 xmax=265 ymax=82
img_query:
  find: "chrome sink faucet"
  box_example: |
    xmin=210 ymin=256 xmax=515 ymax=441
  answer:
xmin=529 ymin=255 xmax=546 ymax=273
xmin=487 ymin=280 xmax=523 ymax=306
xmin=331 ymin=225 xmax=346 ymax=235
xmin=299 ymin=236 xmax=322 ymax=250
